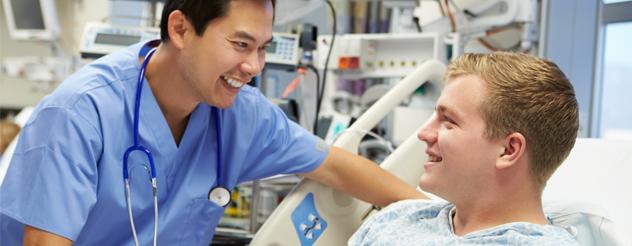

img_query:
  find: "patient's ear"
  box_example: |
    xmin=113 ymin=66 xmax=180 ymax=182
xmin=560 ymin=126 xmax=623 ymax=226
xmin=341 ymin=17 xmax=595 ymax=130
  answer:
xmin=496 ymin=132 xmax=526 ymax=169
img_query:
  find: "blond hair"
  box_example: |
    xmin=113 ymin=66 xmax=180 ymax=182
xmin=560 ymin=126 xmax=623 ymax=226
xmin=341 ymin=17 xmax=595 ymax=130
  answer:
xmin=445 ymin=52 xmax=579 ymax=189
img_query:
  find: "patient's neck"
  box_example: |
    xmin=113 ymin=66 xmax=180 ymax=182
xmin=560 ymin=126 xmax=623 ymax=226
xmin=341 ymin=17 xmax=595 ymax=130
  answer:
xmin=451 ymin=188 xmax=547 ymax=236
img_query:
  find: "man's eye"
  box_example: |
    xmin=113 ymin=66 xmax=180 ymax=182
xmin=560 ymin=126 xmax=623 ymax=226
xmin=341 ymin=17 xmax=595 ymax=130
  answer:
xmin=233 ymin=41 xmax=248 ymax=49
xmin=442 ymin=115 xmax=457 ymax=126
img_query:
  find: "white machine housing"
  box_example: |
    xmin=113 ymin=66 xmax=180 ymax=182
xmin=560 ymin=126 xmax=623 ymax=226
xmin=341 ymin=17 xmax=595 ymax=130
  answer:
xmin=315 ymin=33 xmax=446 ymax=79
xmin=79 ymin=22 xmax=160 ymax=59
xmin=265 ymin=33 xmax=301 ymax=67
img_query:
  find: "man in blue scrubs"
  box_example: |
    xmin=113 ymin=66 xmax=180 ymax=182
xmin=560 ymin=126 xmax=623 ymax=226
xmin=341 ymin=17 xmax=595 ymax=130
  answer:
xmin=0 ymin=0 xmax=423 ymax=245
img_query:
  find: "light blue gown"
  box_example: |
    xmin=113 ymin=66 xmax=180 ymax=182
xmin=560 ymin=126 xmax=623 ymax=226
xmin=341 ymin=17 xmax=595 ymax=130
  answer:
xmin=349 ymin=199 xmax=579 ymax=246
xmin=0 ymin=42 xmax=328 ymax=245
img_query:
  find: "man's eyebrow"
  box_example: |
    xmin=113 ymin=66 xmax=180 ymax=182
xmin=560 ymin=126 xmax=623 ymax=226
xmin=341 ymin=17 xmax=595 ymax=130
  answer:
xmin=230 ymin=31 xmax=273 ymax=45
xmin=264 ymin=36 xmax=273 ymax=45
xmin=436 ymin=105 xmax=461 ymax=120
xmin=230 ymin=31 xmax=257 ymax=42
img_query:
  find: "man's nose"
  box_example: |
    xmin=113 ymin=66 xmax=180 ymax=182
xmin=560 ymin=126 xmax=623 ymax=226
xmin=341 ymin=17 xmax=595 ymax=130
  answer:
xmin=241 ymin=51 xmax=263 ymax=77
xmin=417 ymin=115 xmax=437 ymax=144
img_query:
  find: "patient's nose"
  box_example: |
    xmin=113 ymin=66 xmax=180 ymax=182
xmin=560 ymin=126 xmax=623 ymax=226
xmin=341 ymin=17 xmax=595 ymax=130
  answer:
xmin=417 ymin=118 xmax=437 ymax=144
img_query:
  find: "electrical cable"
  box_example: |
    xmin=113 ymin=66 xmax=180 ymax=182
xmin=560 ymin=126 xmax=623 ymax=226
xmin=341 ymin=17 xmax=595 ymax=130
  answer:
xmin=314 ymin=0 xmax=336 ymax=134
xmin=444 ymin=0 xmax=456 ymax=32
xmin=413 ymin=16 xmax=423 ymax=33
xmin=294 ymin=64 xmax=320 ymax=132
xmin=446 ymin=0 xmax=463 ymax=15
xmin=282 ymin=67 xmax=306 ymax=98
xmin=304 ymin=65 xmax=320 ymax=100
xmin=477 ymin=38 xmax=500 ymax=51
xmin=436 ymin=0 xmax=446 ymax=16
xmin=304 ymin=64 xmax=320 ymax=132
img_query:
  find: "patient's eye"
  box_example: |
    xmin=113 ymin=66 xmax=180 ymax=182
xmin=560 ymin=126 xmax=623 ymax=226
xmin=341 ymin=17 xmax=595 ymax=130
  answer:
xmin=447 ymin=117 xmax=457 ymax=125
xmin=441 ymin=114 xmax=457 ymax=129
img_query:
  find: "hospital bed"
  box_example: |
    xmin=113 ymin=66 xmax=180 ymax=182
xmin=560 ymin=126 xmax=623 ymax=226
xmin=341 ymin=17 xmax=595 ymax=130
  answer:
xmin=0 ymin=107 xmax=33 ymax=186
xmin=251 ymin=59 xmax=632 ymax=245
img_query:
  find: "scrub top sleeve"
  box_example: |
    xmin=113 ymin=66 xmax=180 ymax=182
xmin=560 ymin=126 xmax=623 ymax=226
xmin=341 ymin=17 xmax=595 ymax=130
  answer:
xmin=238 ymin=95 xmax=329 ymax=183
xmin=0 ymin=106 xmax=102 ymax=241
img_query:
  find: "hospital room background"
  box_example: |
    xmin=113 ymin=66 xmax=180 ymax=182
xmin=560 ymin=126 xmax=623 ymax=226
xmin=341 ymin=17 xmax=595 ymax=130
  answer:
xmin=0 ymin=0 xmax=631 ymax=245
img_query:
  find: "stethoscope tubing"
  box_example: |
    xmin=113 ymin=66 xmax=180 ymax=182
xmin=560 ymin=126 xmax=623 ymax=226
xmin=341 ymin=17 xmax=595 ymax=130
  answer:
xmin=123 ymin=47 xmax=158 ymax=246
xmin=123 ymin=47 xmax=158 ymax=181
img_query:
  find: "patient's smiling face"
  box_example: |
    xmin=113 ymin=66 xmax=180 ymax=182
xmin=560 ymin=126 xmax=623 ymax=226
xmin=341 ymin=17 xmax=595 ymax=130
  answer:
xmin=416 ymin=74 xmax=503 ymax=201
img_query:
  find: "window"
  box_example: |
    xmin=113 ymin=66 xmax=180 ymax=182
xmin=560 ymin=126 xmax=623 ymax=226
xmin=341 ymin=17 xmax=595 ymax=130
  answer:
xmin=603 ymin=0 xmax=631 ymax=3
xmin=595 ymin=1 xmax=632 ymax=139
xmin=598 ymin=22 xmax=632 ymax=139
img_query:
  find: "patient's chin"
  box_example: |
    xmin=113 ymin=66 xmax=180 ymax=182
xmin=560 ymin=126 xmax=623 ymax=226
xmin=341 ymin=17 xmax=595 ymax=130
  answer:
xmin=419 ymin=175 xmax=436 ymax=193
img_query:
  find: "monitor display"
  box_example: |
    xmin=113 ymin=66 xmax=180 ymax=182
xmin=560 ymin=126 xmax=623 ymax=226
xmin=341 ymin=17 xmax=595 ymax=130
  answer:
xmin=95 ymin=33 xmax=142 ymax=46
xmin=2 ymin=0 xmax=59 ymax=40
xmin=10 ymin=0 xmax=45 ymax=30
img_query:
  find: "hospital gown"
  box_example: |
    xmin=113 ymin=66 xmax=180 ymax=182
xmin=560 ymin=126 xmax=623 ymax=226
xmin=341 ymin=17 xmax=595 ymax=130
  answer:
xmin=349 ymin=199 xmax=579 ymax=245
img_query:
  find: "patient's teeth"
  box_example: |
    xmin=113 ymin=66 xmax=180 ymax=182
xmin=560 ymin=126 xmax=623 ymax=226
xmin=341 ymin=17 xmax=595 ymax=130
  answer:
xmin=428 ymin=155 xmax=442 ymax=162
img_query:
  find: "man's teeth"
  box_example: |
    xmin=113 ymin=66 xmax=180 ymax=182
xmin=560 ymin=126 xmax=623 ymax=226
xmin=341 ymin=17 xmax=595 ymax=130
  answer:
xmin=428 ymin=155 xmax=442 ymax=162
xmin=222 ymin=75 xmax=245 ymax=88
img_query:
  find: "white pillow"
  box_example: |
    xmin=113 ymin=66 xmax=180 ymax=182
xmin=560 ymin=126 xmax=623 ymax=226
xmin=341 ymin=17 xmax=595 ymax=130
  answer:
xmin=543 ymin=138 xmax=632 ymax=246
xmin=544 ymin=201 xmax=629 ymax=246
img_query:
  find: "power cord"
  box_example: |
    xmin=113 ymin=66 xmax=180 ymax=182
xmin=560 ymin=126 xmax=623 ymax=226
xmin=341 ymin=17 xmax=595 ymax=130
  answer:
xmin=314 ymin=0 xmax=336 ymax=134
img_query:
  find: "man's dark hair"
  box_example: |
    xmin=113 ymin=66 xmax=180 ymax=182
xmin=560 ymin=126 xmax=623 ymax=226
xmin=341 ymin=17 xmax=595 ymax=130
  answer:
xmin=160 ymin=0 xmax=276 ymax=42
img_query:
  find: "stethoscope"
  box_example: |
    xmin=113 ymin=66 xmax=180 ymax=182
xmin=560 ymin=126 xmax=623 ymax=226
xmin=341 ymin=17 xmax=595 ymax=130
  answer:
xmin=123 ymin=46 xmax=231 ymax=246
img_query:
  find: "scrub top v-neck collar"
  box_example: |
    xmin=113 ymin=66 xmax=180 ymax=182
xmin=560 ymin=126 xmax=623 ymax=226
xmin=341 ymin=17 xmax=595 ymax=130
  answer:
xmin=136 ymin=65 xmax=227 ymax=205
xmin=134 ymin=43 xmax=211 ymax=169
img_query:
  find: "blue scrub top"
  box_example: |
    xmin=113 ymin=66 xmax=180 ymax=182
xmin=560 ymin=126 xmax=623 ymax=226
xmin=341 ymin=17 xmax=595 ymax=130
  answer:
xmin=0 ymin=42 xmax=329 ymax=245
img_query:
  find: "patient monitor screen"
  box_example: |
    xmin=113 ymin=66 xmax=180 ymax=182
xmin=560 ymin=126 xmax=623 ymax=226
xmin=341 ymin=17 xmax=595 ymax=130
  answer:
xmin=10 ymin=0 xmax=45 ymax=30
xmin=95 ymin=33 xmax=141 ymax=46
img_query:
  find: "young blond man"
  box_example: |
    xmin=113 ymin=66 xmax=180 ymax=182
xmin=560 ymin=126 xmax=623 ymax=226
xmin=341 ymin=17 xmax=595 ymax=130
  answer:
xmin=350 ymin=52 xmax=579 ymax=245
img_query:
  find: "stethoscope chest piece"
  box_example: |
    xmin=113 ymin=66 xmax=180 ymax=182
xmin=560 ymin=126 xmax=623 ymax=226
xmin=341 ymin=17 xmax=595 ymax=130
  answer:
xmin=208 ymin=186 xmax=231 ymax=207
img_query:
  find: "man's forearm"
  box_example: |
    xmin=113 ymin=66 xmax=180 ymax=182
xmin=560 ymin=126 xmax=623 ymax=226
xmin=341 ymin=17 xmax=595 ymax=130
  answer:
xmin=24 ymin=225 xmax=72 ymax=246
xmin=305 ymin=146 xmax=427 ymax=207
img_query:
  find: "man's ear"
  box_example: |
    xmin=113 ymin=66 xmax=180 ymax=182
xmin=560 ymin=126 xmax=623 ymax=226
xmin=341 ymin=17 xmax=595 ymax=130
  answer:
xmin=167 ymin=10 xmax=190 ymax=49
xmin=496 ymin=132 xmax=526 ymax=169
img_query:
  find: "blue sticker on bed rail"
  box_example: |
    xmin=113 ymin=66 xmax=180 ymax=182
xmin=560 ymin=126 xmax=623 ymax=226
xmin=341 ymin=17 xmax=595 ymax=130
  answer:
xmin=291 ymin=193 xmax=328 ymax=245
